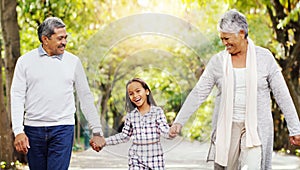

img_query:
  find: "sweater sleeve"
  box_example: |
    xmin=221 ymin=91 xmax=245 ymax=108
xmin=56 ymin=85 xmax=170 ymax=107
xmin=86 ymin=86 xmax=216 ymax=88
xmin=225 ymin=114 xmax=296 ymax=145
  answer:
xmin=10 ymin=58 xmax=26 ymax=136
xmin=268 ymin=55 xmax=300 ymax=136
xmin=74 ymin=59 xmax=103 ymax=135
xmin=174 ymin=56 xmax=217 ymax=126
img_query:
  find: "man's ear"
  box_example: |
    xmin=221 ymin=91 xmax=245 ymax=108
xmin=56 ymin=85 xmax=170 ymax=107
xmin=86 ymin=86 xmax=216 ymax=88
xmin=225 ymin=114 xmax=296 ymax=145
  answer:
xmin=41 ymin=35 xmax=49 ymax=44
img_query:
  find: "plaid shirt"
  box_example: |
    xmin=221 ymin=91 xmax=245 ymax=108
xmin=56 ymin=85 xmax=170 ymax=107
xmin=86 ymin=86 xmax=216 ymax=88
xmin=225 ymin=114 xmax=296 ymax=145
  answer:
xmin=105 ymin=105 xmax=170 ymax=169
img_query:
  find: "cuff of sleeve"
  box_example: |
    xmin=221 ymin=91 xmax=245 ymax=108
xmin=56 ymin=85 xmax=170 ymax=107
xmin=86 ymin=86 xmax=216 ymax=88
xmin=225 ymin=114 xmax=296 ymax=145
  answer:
xmin=289 ymin=132 xmax=300 ymax=137
xmin=104 ymin=137 xmax=111 ymax=145
xmin=13 ymin=128 xmax=25 ymax=137
xmin=173 ymin=121 xmax=183 ymax=126
xmin=92 ymin=127 xmax=104 ymax=136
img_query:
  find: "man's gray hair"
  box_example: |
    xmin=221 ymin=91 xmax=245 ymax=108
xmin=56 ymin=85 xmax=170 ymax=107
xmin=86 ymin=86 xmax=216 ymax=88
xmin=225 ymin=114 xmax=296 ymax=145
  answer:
xmin=37 ymin=17 xmax=65 ymax=43
xmin=217 ymin=9 xmax=248 ymax=38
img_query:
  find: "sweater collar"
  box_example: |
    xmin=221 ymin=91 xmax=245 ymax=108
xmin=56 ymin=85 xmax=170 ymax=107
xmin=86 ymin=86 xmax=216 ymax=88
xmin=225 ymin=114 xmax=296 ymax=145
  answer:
xmin=38 ymin=44 xmax=63 ymax=60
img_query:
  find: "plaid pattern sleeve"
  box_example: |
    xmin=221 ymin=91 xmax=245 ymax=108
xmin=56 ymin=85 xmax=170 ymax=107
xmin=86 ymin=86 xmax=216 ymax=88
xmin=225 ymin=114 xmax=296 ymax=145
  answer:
xmin=105 ymin=115 xmax=133 ymax=145
xmin=156 ymin=107 xmax=171 ymax=139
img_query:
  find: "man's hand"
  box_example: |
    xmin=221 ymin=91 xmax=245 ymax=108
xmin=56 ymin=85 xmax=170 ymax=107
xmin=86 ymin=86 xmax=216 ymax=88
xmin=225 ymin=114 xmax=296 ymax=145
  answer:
xmin=14 ymin=133 xmax=30 ymax=154
xmin=289 ymin=135 xmax=300 ymax=146
xmin=169 ymin=123 xmax=182 ymax=138
xmin=90 ymin=136 xmax=106 ymax=152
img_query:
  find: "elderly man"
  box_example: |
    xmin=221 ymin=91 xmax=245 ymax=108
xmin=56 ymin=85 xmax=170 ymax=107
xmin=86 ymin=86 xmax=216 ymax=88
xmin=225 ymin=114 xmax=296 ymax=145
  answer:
xmin=11 ymin=17 xmax=106 ymax=170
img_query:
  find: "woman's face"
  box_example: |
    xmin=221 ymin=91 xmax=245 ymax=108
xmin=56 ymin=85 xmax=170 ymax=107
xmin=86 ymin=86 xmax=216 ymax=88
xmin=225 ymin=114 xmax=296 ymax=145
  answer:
xmin=219 ymin=32 xmax=244 ymax=55
xmin=127 ymin=81 xmax=149 ymax=108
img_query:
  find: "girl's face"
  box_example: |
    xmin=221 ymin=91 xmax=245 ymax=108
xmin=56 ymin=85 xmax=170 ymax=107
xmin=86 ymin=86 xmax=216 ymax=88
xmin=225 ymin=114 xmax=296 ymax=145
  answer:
xmin=127 ymin=81 xmax=149 ymax=109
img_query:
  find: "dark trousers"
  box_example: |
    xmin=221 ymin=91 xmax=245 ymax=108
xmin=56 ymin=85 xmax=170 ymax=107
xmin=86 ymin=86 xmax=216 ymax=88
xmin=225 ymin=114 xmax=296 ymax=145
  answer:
xmin=24 ymin=125 xmax=74 ymax=170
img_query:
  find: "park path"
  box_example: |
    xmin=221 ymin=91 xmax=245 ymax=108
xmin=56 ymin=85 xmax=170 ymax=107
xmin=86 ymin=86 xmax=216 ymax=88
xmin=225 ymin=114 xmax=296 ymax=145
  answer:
xmin=69 ymin=137 xmax=300 ymax=170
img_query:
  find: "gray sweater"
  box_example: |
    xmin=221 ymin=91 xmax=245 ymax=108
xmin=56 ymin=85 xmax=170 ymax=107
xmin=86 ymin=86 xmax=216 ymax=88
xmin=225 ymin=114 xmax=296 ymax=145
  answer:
xmin=174 ymin=46 xmax=300 ymax=169
xmin=11 ymin=45 xmax=103 ymax=136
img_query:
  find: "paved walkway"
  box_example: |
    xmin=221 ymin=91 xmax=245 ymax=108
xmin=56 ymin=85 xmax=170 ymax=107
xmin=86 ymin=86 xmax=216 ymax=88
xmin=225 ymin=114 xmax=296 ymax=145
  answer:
xmin=69 ymin=137 xmax=300 ymax=170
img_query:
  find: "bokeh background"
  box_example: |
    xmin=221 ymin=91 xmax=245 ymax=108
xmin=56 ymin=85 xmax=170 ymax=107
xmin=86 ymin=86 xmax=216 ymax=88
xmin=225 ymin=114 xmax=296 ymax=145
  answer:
xmin=0 ymin=0 xmax=299 ymax=168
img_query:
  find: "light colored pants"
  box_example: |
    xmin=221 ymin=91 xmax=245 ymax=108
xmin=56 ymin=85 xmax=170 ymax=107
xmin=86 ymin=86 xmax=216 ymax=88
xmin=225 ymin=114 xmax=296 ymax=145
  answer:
xmin=215 ymin=122 xmax=262 ymax=170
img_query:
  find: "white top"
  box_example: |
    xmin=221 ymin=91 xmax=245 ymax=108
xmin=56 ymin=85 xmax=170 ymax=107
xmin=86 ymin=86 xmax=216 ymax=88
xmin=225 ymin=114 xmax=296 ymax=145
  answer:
xmin=11 ymin=45 xmax=103 ymax=136
xmin=233 ymin=68 xmax=246 ymax=122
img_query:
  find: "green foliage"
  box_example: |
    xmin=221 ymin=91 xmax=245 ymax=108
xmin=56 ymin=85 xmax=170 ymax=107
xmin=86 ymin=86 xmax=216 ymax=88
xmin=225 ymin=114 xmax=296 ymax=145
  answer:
xmin=16 ymin=0 xmax=295 ymax=144
xmin=100 ymin=34 xmax=214 ymax=140
xmin=0 ymin=160 xmax=23 ymax=170
xmin=105 ymin=36 xmax=201 ymax=126
xmin=295 ymin=149 xmax=300 ymax=156
xmin=16 ymin=1 xmax=219 ymax=140
xmin=277 ymin=1 xmax=300 ymax=28
xmin=16 ymin=0 xmax=102 ymax=55
xmin=77 ymin=0 xmax=226 ymax=140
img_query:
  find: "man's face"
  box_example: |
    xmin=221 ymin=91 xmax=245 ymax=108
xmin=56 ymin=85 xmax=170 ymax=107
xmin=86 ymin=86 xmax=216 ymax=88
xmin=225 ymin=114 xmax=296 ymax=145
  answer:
xmin=43 ymin=27 xmax=68 ymax=56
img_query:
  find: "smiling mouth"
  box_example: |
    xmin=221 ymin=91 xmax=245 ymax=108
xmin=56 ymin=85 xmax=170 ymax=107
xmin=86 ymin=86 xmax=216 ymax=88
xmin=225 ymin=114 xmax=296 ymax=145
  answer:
xmin=134 ymin=98 xmax=141 ymax=103
xmin=226 ymin=45 xmax=232 ymax=50
xmin=58 ymin=44 xmax=66 ymax=49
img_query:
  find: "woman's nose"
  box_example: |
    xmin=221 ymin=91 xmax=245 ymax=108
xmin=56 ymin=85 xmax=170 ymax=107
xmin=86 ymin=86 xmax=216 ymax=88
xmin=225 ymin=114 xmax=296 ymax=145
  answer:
xmin=222 ymin=40 xmax=227 ymax=45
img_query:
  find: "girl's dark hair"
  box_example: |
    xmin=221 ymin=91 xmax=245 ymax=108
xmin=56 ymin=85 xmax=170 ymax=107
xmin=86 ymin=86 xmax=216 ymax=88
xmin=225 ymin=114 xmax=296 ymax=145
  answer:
xmin=125 ymin=78 xmax=157 ymax=112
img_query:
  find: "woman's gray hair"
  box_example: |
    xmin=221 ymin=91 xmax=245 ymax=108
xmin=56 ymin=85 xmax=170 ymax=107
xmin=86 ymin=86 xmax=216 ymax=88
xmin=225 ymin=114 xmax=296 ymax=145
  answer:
xmin=37 ymin=17 xmax=65 ymax=43
xmin=217 ymin=9 xmax=248 ymax=38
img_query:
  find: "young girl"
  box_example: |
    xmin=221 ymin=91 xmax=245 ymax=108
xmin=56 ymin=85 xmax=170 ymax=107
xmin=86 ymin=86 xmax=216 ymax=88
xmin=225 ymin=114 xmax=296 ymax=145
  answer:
xmin=105 ymin=78 xmax=171 ymax=170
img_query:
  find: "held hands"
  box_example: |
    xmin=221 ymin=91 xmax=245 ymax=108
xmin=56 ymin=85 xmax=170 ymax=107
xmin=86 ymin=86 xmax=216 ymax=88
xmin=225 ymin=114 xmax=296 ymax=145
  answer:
xmin=89 ymin=136 xmax=106 ymax=152
xmin=169 ymin=123 xmax=182 ymax=138
xmin=14 ymin=133 xmax=30 ymax=154
xmin=289 ymin=135 xmax=300 ymax=146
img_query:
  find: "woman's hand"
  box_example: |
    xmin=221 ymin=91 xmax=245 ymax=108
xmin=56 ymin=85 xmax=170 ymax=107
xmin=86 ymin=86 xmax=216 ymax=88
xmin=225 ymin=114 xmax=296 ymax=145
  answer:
xmin=289 ymin=135 xmax=300 ymax=146
xmin=169 ymin=123 xmax=182 ymax=138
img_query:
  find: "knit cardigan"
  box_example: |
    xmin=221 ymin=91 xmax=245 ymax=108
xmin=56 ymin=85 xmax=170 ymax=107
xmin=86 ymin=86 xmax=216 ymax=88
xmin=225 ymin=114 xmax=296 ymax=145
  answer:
xmin=174 ymin=46 xmax=300 ymax=170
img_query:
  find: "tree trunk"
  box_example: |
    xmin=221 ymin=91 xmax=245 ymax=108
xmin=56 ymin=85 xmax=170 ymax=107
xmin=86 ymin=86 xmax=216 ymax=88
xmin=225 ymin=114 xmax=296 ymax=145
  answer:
xmin=0 ymin=0 xmax=20 ymax=166
xmin=1 ymin=0 xmax=20 ymax=114
xmin=0 ymin=39 xmax=15 ymax=166
xmin=267 ymin=0 xmax=300 ymax=153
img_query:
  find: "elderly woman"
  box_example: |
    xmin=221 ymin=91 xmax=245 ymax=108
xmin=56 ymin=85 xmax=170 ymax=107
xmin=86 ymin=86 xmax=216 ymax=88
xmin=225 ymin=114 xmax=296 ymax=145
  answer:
xmin=169 ymin=9 xmax=300 ymax=170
